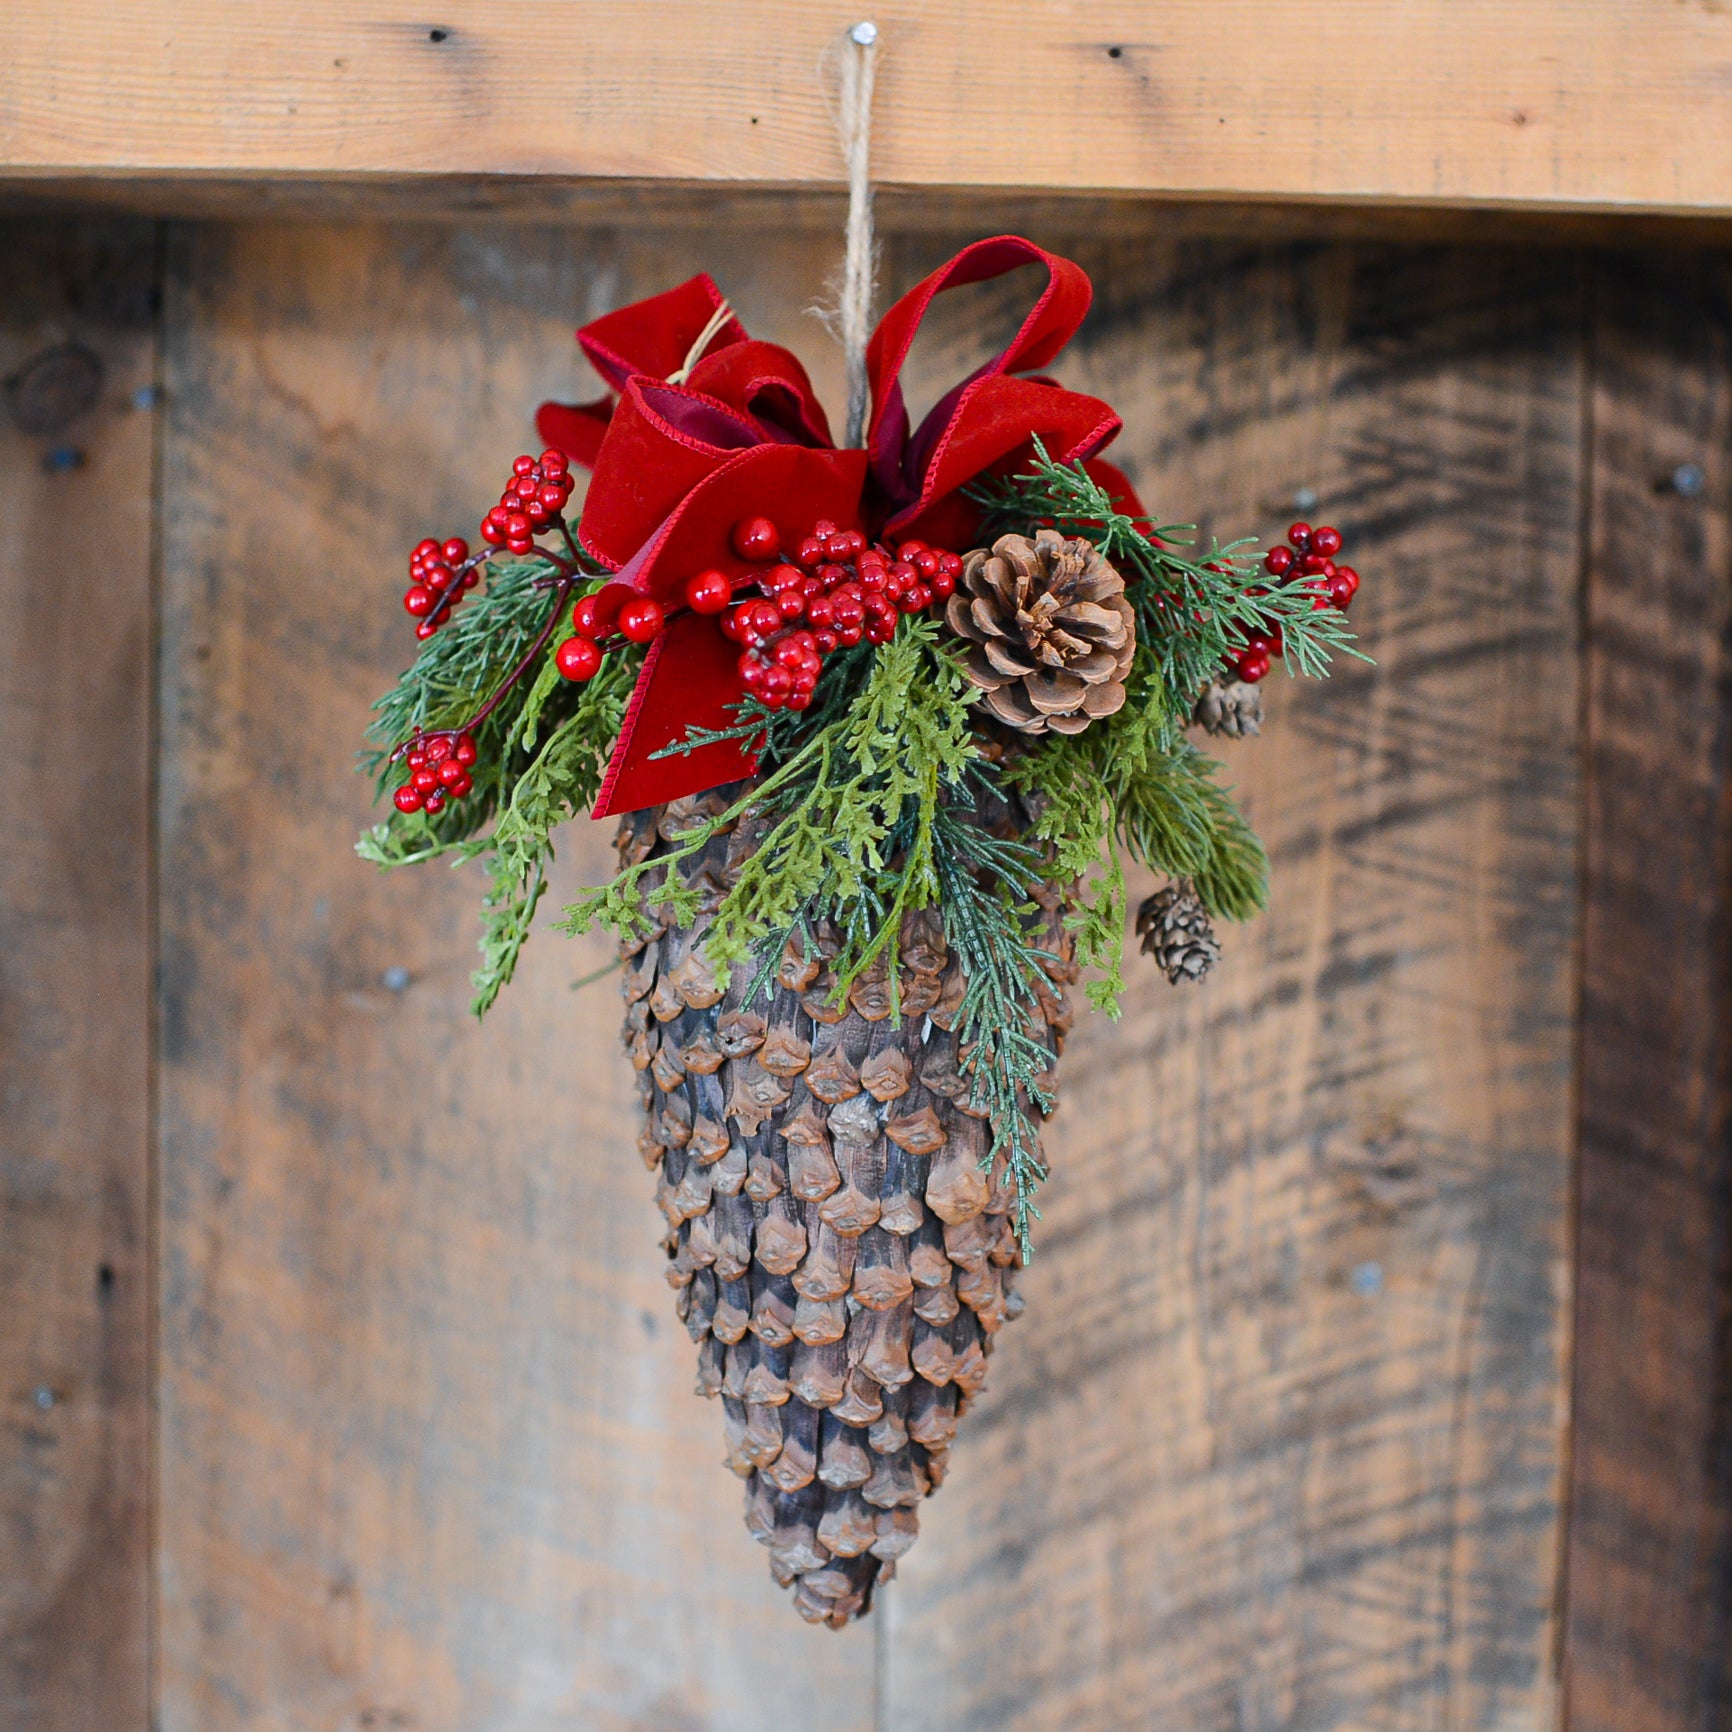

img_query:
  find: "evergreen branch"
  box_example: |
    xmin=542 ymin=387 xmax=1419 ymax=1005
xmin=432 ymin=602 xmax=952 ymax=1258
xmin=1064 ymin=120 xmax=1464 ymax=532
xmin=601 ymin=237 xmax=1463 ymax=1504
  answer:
xmin=971 ymin=440 xmax=1366 ymax=721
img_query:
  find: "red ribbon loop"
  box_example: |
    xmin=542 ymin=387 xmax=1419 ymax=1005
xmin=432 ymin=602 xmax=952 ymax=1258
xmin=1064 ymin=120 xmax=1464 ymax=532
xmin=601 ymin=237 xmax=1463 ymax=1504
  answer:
xmin=864 ymin=236 xmax=1122 ymax=544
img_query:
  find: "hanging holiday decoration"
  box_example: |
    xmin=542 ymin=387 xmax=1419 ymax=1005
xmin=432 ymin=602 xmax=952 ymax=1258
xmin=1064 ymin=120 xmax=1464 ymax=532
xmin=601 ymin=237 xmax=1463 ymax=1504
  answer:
xmin=358 ymin=233 xmax=1366 ymax=1627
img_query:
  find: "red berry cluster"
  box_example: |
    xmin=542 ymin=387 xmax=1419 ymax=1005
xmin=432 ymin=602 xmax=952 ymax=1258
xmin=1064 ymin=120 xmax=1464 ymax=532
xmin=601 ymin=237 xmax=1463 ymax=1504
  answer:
xmin=392 ymin=730 xmax=479 ymax=816
xmin=547 ymin=512 xmax=963 ymax=713
xmin=480 ymin=449 xmax=575 ymax=555
xmin=1231 ymin=521 xmax=1362 ymax=684
xmin=720 ymin=517 xmax=961 ymax=711
xmin=402 ymin=536 xmax=478 ymax=640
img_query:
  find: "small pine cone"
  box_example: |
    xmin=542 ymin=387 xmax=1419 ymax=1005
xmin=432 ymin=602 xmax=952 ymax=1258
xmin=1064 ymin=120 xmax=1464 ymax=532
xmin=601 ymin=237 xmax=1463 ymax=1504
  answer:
xmin=1135 ymin=883 xmax=1221 ymax=984
xmin=1193 ymin=676 xmax=1262 ymax=739
xmin=617 ymin=784 xmax=1072 ymax=1626
xmin=944 ymin=529 xmax=1135 ymax=735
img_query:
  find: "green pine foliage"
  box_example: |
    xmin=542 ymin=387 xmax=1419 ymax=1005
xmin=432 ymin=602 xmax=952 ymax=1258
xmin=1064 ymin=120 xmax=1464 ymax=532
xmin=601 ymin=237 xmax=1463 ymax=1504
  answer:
xmin=357 ymin=445 xmax=1359 ymax=1256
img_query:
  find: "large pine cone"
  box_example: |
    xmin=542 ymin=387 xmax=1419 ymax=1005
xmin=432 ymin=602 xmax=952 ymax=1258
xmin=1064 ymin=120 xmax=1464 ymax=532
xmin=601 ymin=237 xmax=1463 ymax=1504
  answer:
xmin=945 ymin=529 xmax=1136 ymax=734
xmin=616 ymin=786 xmax=1075 ymax=1626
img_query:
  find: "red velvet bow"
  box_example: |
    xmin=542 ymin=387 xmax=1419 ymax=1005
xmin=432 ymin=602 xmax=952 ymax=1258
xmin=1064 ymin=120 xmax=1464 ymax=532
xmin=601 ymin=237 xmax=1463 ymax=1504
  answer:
xmin=535 ymin=237 xmax=1139 ymax=818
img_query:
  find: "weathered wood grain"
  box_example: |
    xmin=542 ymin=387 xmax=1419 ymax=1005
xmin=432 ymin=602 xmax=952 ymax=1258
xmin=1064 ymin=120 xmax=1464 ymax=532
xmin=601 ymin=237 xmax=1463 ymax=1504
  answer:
xmin=153 ymin=222 xmax=868 ymax=1731
xmin=9 ymin=3 xmax=1732 ymax=219
xmin=1563 ymin=252 xmax=1732 ymax=1732
xmin=879 ymin=238 xmax=1583 ymax=1728
xmin=0 ymin=218 xmax=157 ymax=1730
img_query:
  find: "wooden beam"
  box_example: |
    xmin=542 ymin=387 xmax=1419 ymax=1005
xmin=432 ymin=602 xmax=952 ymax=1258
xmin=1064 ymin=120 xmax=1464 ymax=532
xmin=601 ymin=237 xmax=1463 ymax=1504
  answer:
xmin=4 ymin=2 xmax=1732 ymax=218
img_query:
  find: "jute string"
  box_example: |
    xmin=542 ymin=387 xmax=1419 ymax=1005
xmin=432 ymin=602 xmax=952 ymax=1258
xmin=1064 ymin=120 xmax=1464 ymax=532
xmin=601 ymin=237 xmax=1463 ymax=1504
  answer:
xmin=837 ymin=21 xmax=880 ymax=448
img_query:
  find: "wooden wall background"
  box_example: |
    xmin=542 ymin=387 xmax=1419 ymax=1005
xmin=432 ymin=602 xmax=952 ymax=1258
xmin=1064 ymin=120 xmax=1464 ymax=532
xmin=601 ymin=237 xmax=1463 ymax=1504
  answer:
xmin=3 ymin=205 xmax=1730 ymax=1731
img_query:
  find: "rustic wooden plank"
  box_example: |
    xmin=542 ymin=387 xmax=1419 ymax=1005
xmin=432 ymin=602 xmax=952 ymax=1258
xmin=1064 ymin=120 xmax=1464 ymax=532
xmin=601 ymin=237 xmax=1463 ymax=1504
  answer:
xmin=5 ymin=3 xmax=1732 ymax=218
xmin=0 ymin=218 xmax=157 ymax=1729
xmin=1563 ymin=252 xmax=1732 ymax=1732
xmin=880 ymin=238 xmax=1583 ymax=1727
xmin=153 ymin=220 xmax=873 ymax=1730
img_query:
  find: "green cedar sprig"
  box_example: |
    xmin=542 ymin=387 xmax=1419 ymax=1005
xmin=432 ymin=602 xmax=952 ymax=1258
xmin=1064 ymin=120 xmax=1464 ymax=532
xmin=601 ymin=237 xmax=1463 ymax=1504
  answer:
xmin=558 ymin=616 xmax=981 ymax=1002
xmin=357 ymin=557 xmax=640 ymax=1013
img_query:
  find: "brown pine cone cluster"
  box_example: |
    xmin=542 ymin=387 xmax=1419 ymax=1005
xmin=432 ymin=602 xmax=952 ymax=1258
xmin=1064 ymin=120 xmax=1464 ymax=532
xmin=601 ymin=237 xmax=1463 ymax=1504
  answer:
xmin=1193 ymin=676 xmax=1263 ymax=739
xmin=615 ymin=786 xmax=1076 ymax=1626
xmin=945 ymin=529 xmax=1135 ymax=734
xmin=1135 ymin=882 xmax=1220 ymax=984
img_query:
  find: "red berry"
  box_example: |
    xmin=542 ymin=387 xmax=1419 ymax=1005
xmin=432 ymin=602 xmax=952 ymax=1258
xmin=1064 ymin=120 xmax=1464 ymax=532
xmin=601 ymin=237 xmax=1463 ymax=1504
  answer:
xmin=884 ymin=571 xmax=910 ymax=603
xmin=1265 ymin=546 xmax=1294 ymax=577
xmin=404 ymin=586 xmax=435 ymax=616
xmin=806 ymin=594 xmax=836 ymax=628
xmin=745 ymin=599 xmax=781 ymax=639
xmin=481 ymin=518 xmax=507 ymax=546
xmin=1302 ymin=552 xmax=1329 ymax=575
xmin=407 ymin=750 xmax=427 ymax=770
xmin=937 ymin=552 xmax=962 ymax=578
xmin=513 ymin=454 xmax=536 ymax=476
xmin=394 ymin=785 xmax=424 ymax=814
xmin=1325 ymin=573 xmax=1355 ymax=610
xmin=929 ymin=570 xmax=955 ymax=600
xmin=685 ymin=569 xmax=733 ymax=614
xmin=415 ymin=621 xmax=437 ymax=639
xmin=450 ymin=771 xmax=473 ymax=798
xmin=904 ymin=582 xmax=933 ymax=611
xmin=427 ymin=736 xmax=452 ymax=763
xmin=454 ymin=734 xmax=478 ymax=765
xmin=813 ymin=518 xmax=837 ymax=536
xmin=832 ymin=592 xmax=865 ymax=628
xmin=776 ymin=590 xmax=806 ymax=621
xmin=438 ymin=758 xmax=465 ymax=788
xmin=1311 ymin=525 xmax=1342 ymax=558
xmin=795 ymin=536 xmax=825 ymax=567
xmin=732 ymin=516 xmax=781 ymax=561
xmin=571 ymin=593 xmax=607 ymax=638
xmin=506 ymin=537 xmax=532 ymax=555
xmin=762 ymin=665 xmax=793 ymax=700
xmin=1238 ymin=651 xmax=1271 ymax=683
xmin=772 ymin=638 xmax=807 ymax=669
xmin=424 ymin=790 xmax=445 ymax=815
xmin=506 ymin=511 xmax=531 ymax=538
xmin=442 ymin=537 xmax=469 ymax=565
xmin=413 ymin=767 xmax=440 ymax=793
xmin=813 ymin=628 xmax=837 ymax=653
xmin=556 ymin=635 xmax=603 ymax=680
xmin=462 ymin=569 xmax=479 ymax=590
xmin=617 ymin=597 xmax=665 ymax=643
xmin=541 ymin=448 xmax=568 ymax=474
xmin=414 ymin=538 xmax=440 ymax=561
xmin=764 ymin=563 xmax=805 ymax=594
xmin=1287 ymin=521 xmax=1312 ymax=550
